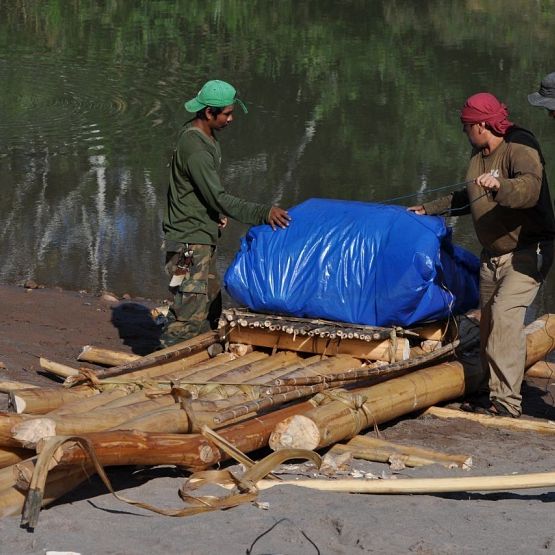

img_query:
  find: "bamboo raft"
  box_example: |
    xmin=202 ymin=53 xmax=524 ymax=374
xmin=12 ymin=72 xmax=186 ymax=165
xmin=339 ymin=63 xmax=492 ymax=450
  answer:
xmin=1 ymin=308 xmax=554 ymax=527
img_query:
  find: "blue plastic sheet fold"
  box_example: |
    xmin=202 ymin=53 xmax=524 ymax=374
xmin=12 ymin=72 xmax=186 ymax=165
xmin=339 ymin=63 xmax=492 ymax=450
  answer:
xmin=224 ymin=199 xmax=479 ymax=327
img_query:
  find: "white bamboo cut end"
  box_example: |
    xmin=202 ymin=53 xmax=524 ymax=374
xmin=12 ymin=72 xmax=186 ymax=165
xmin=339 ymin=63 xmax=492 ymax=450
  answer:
xmin=12 ymin=418 xmax=57 ymax=448
xmin=269 ymin=415 xmax=320 ymax=451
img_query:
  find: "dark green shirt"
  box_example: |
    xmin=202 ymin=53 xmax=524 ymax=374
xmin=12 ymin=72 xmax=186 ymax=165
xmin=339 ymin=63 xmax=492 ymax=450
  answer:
xmin=163 ymin=123 xmax=271 ymax=246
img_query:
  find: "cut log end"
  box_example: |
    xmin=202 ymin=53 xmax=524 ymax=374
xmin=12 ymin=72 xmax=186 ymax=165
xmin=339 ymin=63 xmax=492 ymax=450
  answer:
xmin=11 ymin=418 xmax=57 ymax=449
xmin=10 ymin=393 xmax=27 ymax=414
xmin=269 ymin=415 xmax=320 ymax=451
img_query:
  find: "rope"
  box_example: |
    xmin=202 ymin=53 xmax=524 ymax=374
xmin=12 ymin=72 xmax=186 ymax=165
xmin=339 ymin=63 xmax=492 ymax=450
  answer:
xmin=377 ymin=179 xmax=474 ymax=205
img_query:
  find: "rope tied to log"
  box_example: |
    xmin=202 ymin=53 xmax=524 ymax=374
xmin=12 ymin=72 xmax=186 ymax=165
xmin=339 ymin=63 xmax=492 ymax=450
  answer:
xmin=311 ymin=389 xmax=375 ymax=438
xmin=388 ymin=328 xmax=399 ymax=363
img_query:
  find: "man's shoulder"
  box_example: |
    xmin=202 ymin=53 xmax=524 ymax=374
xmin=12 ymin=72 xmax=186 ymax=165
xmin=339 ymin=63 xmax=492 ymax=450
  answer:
xmin=177 ymin=126 xmax=218 ymax=160
xmin=505 ymin=126 xmax=543 ymax=159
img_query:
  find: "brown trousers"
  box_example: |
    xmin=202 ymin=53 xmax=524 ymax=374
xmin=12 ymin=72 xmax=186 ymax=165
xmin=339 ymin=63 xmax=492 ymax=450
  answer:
xmin=479 ymin=242 xmax=553 ymax=416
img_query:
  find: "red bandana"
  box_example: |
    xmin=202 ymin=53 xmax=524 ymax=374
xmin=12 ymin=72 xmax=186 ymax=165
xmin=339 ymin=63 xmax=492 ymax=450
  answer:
xmin=460 ymin=92 xmax=514 ymax=135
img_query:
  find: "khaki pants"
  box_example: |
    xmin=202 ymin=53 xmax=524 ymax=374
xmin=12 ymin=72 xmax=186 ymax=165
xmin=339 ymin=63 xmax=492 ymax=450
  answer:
xmin=479 ymin=242 xmax=552 ymax=416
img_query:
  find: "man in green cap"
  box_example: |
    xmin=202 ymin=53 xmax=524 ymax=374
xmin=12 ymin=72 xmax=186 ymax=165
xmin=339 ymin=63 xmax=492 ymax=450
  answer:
xmin=160 ymin=79 xmax=291 ymax=347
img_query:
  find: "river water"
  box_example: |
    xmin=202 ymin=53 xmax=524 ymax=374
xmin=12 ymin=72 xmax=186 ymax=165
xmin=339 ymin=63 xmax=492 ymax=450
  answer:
xmin=1 ymin=1 xmax=555 ymax=315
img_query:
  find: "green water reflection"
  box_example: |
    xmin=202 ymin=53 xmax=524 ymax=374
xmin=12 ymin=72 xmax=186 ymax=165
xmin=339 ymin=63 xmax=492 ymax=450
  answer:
xmin=1 ymin=0 xmax=554 ymax=314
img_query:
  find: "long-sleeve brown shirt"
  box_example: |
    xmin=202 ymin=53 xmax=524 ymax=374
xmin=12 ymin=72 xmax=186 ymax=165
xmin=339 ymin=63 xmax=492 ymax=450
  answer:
xmin=423 ymin=127 xmax=555 ymax=255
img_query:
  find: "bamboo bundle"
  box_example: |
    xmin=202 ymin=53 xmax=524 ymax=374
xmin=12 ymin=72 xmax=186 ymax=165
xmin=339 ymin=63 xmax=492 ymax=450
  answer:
xmin=228 ymin=327 xmax=410 ymax=362
xmin=10 ymin=350 xmax=211 ymax=414
xmin=269 ymin=314 xmax=555 ymax=451
xmin=222 ymin=308 xmax=394 ymax=340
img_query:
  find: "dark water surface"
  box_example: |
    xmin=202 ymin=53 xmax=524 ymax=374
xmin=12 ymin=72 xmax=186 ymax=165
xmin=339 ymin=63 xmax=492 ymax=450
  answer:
xmin=1 ymin=1 xmax=555 ymax=315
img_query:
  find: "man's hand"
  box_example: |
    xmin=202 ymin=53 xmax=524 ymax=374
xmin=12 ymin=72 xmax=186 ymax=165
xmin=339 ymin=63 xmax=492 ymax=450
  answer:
xmin=268 ymin=206 xmax=291 ymax=230
xmin=218 ymin=216 xmax=228 ymax=229
xmin=407 ymin=205 xmax=427 ymax=215
xmin=475 ymin=173 xmax=500 ymax=192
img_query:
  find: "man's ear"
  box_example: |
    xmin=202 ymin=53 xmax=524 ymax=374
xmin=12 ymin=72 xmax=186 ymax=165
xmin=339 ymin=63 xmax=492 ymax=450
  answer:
xmin=204 ymin=107 xmax=213 ymax=120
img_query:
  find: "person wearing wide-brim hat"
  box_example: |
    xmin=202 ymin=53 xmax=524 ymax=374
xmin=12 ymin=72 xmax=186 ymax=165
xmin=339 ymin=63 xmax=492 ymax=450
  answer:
xmin=160 ymin=79 xmax=291 ymax=347
xmin=528 ymin=72 xmax=555 ymax=118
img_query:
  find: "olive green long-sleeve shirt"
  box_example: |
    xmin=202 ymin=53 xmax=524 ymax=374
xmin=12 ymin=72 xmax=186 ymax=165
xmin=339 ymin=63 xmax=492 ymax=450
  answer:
xmin=423 ymin=127 xmax=555 ymax=255
xmin=163 ymin=123 xmax=272 ymax=246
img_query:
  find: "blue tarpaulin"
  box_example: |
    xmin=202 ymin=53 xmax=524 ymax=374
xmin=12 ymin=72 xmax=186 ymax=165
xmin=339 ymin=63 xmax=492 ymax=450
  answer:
xmin=224 ymin=199 xmax=479 ymax=327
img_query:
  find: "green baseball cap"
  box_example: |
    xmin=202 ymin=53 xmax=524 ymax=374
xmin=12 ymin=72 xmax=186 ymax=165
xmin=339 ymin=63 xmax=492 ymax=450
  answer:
xmin=184 ymin=80 xmax=248 ymax=114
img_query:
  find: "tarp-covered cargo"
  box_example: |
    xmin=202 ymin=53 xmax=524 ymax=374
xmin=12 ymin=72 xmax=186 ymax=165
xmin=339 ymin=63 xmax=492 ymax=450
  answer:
xmin=224 ymin=199 xmax=479 ymax=327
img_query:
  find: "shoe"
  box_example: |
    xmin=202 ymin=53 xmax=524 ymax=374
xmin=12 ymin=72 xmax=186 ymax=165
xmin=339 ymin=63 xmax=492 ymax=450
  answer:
xmin=460 ymin=393 xmax=489 ymax=413
xmin=461 ymin=398 xmax=519 ymax=418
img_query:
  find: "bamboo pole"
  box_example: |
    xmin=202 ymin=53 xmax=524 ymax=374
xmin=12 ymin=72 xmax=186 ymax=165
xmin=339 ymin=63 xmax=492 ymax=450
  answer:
xmin=250 ymin=471 xmax=555 ymax=494
xmin=228 ymin=327 xmax=410 ymax=362
xmin=330 ymin=436 xmax=472 ymax=469
xmin=248 ymin=355 xmax=324 ymax=384
xmin=68 ymin=330 xmax=221 ymax=384
xmin=269 ymin=314 xmax=555 ymax=451
xmin=9 ymin=350 xmax=211 ymax=414
xmin=423 ymin=406 xmax=555 ymax=434
xmin=208 ymin=352 xmax=301 ymax=383
xmin=525 ymin=360 xmax=555 ymax=379
xmin=39 ymin=358 xmax=80 ymax=379
xmin=78 ymin=345 xmax=141 ymax=366
xmin=0 ymin=381 xmax=39 ymax=393
xmin=0 ymin=447 xmax=34 ymax=469
xmin=10 ymin=395 xmax=181 ymax=446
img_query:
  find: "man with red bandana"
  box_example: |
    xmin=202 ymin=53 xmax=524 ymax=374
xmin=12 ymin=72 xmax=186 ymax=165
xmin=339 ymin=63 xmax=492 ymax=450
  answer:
xmin=409 ymin=92 xmax=555 ymax=417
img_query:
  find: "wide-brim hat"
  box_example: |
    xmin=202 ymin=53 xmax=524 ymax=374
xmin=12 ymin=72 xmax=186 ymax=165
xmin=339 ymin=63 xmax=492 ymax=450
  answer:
xmin=184 ymin=80 xmax=248 ymax=113
xmin=528 ymin=72 xmax=555 ymax=111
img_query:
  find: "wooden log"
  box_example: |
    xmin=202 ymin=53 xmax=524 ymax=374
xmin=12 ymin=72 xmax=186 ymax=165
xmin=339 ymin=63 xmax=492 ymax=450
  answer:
xmin=0 ymin=447 xmax=34 ymax=469
xmin=330 ymin=436 xmax=472 ymax=469
xmin=39 ymin=358 xmax=80 ymax=379
xmin=407 ymin=320 xmax=450 ymax=341
xmin=0 ymin=400 xmax=314 ymax=518
xmin=525 ymin=360 xmax=555 ymax=379
xmin=50 ymin=388 xmax=136 ymax=416
xmin=9 ymin=386 xmax=100 ymax=415
xmin=0 ymin=381 xmax=39 ymax=393
xmin=78 ymin=345 xmax=141 ymax=366
xmin=269 ymin=314 xmax=554 ymax=451
xmin=50 ymin=402 xmax=315 ymax=468
xmin=523 ymin=315 xmax=555 ymax=366
xmin=228 ymin=327 xmax=410 ymax=362
xmin=0 ymin=414 xmax=37 ymax=448
xmin=423 ymin=406 xmax=555 ymax=435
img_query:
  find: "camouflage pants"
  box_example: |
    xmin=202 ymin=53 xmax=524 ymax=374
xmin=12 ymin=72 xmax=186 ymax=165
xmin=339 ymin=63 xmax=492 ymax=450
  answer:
xmin=160 ymin=243 xmax=222 ymax=347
